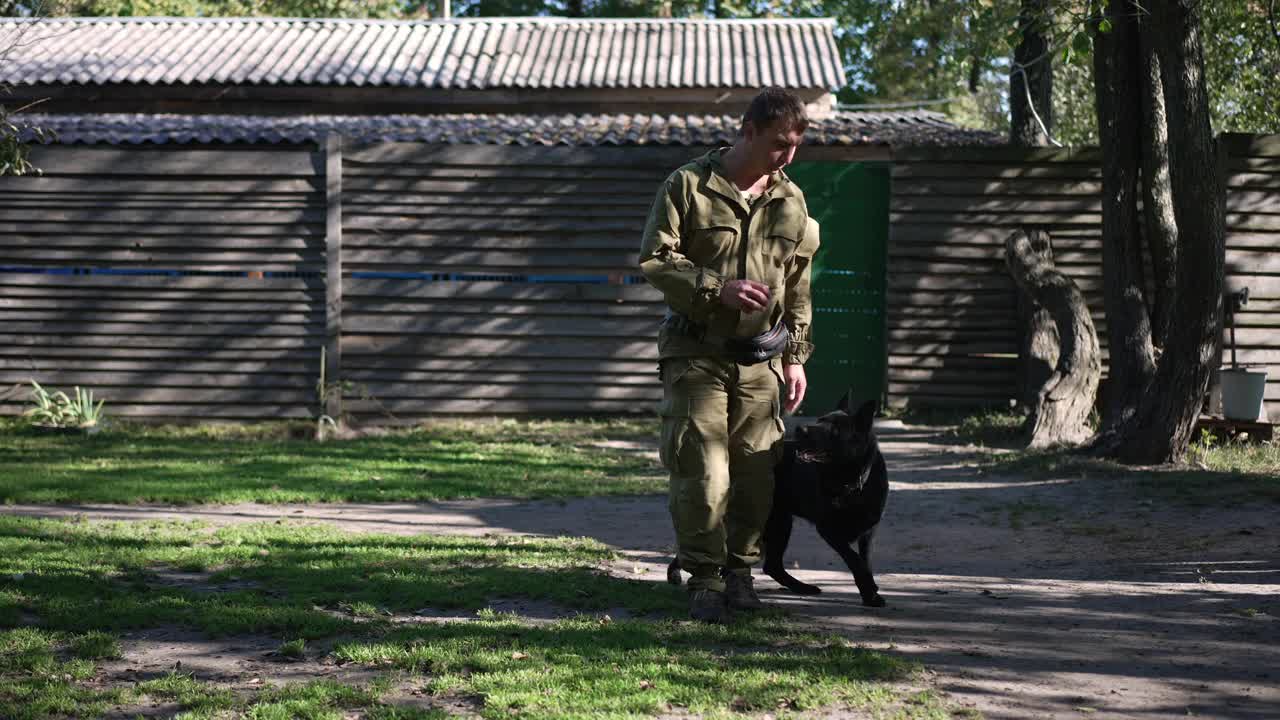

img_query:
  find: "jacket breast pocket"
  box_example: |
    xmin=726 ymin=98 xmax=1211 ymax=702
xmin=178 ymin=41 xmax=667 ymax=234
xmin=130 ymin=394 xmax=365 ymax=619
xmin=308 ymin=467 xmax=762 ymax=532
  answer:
xmin=686 ymin=225 xmax=738 ymax=267
xmin=763 ymin=216 xmax=804 ymax=270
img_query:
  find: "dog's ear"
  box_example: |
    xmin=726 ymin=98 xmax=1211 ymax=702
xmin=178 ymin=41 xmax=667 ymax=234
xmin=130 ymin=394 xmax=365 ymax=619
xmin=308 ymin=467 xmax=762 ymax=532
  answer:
xmin=854 ymin=400 xmax=877 ymax=433
xmin=837 ymin=388 xmax=853 ymax=414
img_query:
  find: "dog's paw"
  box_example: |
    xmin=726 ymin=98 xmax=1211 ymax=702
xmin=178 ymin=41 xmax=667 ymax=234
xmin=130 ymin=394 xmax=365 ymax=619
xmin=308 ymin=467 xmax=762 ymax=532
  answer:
xmin=861 ymin=593 xmax=886 ymax=607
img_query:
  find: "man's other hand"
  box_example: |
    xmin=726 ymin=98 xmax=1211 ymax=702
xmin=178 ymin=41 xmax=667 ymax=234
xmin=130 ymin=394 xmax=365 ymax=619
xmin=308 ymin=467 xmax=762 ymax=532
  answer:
xmin=720 ymin=279 xmax=771 ymax=313
xmin=783 ymin=363 xmax=806 ymax=414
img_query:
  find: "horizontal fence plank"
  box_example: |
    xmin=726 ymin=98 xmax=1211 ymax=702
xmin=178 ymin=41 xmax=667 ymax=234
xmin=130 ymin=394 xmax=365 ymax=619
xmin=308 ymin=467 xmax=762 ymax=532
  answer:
xmin=0 ymin=177 xmax=323 ymax=194
xmin=0 ymin=222 xmax=324 ymax=237
xmin=0 ymin=403 xmax=317 ymax=420
xmin=892 ymin=164 xmax=1102 ymax=180
xmin=0 ymin=208 xmax=325 ymax=225
xmin=0 ymin=358 xmax=315 ymax=374
xmin=345 ymin=301 xmax=663 ymax=318
xmin=0 ymin=235 xmax=322 ymax=251
xmin=344 ymin=315 xmax=660 ymax=338
xmin=344 ymin=194 xmax=652 ymax=209
xmin=0 ymin=249 xmax=322 ymax=265
xmin=343 ymin=397 xmax=652 ymax=416
xmin=343 ymin=335 xmax=658 ymax=360
xmin=891 ymin=196 xmax=1103 ymax=214
xmin=342 ymin=369 xmax=657 ymax=386
xmin=24 ymin=147 xmax=321 ymax=176
xmin=0 ymin=309 xmax=321 ymax=325
xmin=342 ymin=249 xmax=639 ymax=270
xmin=344 ymin=143 xmax=703 ymax=167
xmin=0 ymin=274 xmax=323 ymax=292
xmin=0 ymin=297 xmax=317 ymax=314
xmin=343 ymin=279 xmax=660 ymax=302
xmin=344 ymin=381 xmax=659 ymax=401
xmin=345 ymin=164 xmax=671 ymax=181
xmin=340 ymin=356 xmax=658 ymax=375
xmin=342 ymin=233 xmax=646 ymax=251
xmin=343 ymin=177 xmax=662 ymax=194
xmin=0 ymin=333 xmax=321 ymax=351
xmin=342 ymin=216 xmax=644 ymax=233
xmin=0 ymin=371 xmax=314 ymax=389
xmin=892 ymin=179 xmax=1104 ymax=196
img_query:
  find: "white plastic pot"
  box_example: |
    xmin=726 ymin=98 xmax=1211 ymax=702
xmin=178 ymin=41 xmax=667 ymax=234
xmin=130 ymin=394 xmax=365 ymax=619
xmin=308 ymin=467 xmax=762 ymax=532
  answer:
xmin=1220 ymin=368 xmax=1269 ymax=421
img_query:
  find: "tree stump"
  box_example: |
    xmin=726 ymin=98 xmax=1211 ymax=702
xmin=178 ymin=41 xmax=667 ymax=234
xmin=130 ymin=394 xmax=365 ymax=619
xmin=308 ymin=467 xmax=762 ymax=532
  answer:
xmin=1005 ymin=229 xmax=1102 ymax=448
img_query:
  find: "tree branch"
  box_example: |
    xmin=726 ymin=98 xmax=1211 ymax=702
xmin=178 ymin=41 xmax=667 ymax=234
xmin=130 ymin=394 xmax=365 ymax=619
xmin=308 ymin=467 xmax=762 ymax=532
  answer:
xmin=1269 ymin=0 xmax=1280 ymax=54
xmin=1012 ymin=65 xmax=1063 ymax=147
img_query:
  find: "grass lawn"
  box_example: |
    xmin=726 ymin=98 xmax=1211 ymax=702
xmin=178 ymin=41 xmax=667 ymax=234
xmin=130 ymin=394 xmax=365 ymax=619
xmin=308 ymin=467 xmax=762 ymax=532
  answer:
xmin=0 ymin=418 xmax=667 ymax=505
xmin=0 ymin=516 xmax=947 ymax=719
xmin=902 ymin=407 xmax=1280 ymax=507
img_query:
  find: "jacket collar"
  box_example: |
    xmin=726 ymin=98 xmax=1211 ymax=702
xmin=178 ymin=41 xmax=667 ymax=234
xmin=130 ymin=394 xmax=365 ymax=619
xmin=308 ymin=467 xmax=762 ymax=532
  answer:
xmin=697 ymin=148 xmax=797 ymax=210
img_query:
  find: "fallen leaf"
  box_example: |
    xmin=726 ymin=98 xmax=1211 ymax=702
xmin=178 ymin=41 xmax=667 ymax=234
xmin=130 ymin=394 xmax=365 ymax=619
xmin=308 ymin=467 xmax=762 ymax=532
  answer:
xmin=511 ymin=652 xmax=529 ymax=660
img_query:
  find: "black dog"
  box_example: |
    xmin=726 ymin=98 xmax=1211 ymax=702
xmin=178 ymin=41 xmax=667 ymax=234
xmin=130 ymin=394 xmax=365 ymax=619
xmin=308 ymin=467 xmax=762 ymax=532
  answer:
xmin=667 ymin=394 xmax=889 ymax=607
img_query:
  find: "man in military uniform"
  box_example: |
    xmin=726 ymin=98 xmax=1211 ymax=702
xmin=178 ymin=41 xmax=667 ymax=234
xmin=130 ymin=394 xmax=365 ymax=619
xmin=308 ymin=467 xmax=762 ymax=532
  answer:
xmin=639 ymin=87 xmax=820 ymax=623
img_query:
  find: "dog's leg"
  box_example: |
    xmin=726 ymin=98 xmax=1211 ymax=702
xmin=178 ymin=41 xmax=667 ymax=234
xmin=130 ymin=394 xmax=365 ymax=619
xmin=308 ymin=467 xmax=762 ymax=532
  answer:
xmin=816 ymin=524 xmax=885 ymax=607
xmin=762 ymin=510 xmax=822 ymax=595
xmin=666 ymin=558 xmax=682 ymax=586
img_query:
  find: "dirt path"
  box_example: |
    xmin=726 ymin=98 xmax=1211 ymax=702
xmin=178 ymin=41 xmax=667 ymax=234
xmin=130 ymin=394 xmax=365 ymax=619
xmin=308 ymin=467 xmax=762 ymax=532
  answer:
xmin=6 ymin=423 xmax=1278 ymax=719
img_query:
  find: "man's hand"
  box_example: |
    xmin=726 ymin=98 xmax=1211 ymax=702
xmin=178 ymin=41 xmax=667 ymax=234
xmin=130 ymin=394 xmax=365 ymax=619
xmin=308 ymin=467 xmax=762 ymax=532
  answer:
xmin=783 ymin=363 xmax=806 ymax=414
xmin=720 ymin=279 xmax=771 ymax=313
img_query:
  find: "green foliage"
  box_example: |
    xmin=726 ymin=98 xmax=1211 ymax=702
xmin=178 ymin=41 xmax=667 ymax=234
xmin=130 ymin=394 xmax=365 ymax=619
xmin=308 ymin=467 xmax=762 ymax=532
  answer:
xmin=22 ymin=381 xmax=107 ymax=429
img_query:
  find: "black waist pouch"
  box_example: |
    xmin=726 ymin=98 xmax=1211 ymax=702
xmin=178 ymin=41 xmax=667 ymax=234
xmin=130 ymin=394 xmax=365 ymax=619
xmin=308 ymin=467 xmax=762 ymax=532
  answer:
xmin=723 ymin=321 xmax=790 ymax=365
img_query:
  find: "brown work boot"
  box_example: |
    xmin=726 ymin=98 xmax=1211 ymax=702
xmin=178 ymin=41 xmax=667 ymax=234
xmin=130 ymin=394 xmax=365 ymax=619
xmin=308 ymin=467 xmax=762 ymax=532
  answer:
xmin=688 ymin=588 xmax=730 ymax=624
xmin=724 ymin=572 xmax=763 ymax=611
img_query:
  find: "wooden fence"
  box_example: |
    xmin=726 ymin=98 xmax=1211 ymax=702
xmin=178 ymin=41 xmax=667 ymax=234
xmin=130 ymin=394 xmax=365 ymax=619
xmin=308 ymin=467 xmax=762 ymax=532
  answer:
xmin=887 ymin=134 xmax=1280 ymax=420
xmin=0 ymin=146 xmax=326 ymax=420
xmin=1 ymin=136 xmax=1276 ymax=421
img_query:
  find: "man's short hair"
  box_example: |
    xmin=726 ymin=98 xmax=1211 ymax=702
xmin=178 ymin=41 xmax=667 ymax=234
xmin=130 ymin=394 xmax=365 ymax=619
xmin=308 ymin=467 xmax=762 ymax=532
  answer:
xmin=742 ymin=87 xmax=809 ymax=135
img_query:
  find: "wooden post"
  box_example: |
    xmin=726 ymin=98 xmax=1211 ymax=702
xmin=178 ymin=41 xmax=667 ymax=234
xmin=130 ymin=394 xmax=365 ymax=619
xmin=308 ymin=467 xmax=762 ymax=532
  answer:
xmin=325 ymin=133 xmax=343 ymax=421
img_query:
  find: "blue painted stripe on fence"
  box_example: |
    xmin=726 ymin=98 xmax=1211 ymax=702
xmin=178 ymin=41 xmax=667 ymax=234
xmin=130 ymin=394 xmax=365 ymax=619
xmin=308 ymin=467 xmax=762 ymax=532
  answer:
xmin=0 ymin=267 xmax=649 ymax=284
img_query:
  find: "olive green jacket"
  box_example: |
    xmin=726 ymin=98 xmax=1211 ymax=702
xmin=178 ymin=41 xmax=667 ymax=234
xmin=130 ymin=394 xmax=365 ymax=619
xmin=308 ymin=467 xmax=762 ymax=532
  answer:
xmin=638 ymin=148 xmax=819 ymax=365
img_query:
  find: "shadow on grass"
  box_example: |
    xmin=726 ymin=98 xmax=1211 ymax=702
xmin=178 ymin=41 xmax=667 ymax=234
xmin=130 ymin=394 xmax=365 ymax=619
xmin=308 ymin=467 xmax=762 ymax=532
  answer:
xmin=0 ymin=516 xmax=922 ymax=720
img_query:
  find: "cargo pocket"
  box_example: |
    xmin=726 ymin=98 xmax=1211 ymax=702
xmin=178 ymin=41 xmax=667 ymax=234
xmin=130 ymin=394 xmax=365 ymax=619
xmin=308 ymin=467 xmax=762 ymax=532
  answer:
xmin=767 ymin=358 xmax=786 ymax=457
xmin=658 ymin=359 xmax=693 ymax=474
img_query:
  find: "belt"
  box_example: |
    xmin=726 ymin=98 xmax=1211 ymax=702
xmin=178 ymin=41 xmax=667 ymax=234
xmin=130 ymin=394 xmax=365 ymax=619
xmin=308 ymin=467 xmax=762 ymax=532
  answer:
xmin=663 ymin=310 xmax=790 ymax=365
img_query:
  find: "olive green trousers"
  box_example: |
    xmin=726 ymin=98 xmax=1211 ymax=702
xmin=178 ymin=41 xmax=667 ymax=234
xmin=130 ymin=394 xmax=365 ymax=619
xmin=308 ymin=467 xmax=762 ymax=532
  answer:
xmin=658 ymin=356 xmax=785 ymax=592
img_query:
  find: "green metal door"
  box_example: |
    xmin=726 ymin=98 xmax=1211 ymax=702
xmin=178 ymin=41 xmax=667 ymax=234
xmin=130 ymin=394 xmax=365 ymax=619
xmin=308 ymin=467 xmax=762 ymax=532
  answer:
xmin=786 ymin=162 xmax=889 ymax=415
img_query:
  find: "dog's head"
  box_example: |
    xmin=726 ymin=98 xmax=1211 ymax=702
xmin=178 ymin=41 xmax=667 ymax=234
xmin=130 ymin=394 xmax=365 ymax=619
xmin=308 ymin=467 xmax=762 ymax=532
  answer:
xmin=794 ymin=392 xmax=879 ymax=491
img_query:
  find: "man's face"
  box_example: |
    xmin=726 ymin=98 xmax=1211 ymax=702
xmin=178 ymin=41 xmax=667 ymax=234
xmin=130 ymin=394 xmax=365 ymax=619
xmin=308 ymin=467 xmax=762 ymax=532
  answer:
xmin=744 ymin=119 xmax=804 ymax=174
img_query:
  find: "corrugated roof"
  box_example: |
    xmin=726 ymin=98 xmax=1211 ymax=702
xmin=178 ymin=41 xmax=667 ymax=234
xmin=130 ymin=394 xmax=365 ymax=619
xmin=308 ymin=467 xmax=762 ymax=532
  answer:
xmin=15 ymin=112 xmax=1001 ymax=147
xmin=0 ymin=17 xmax=845 ymax=90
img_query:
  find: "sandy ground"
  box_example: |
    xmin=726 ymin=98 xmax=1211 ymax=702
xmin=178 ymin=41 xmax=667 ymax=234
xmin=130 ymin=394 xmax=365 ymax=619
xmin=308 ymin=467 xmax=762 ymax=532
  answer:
xmin=6 ymin=423 xmax=1278 ymax=719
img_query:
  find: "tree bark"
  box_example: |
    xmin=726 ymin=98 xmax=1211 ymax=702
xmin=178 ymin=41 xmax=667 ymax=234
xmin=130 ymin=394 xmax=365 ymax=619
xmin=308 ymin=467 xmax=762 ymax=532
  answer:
xmin=1006 ymin=229 xmax=1102 ymax=448
xmin=1092 ymin=0 xmax=1156 ymax=439
xmin=1010 ymin=0 xmax=1054 ymax=146
xmin=1140 ymin=22 xmax=1180 ymax=351
xmin=1117 ymin=0 xmax=1226 ymax=464
xmin=1016 ymin=244 xmax=1059 ymax=411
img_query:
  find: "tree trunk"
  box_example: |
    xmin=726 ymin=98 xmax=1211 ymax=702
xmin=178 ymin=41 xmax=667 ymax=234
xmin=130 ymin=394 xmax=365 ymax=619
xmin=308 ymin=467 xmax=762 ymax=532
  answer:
xmin=1009 ymin=0 xmax=1055 ymax=409
xmin=1140 ymin=23 xmax=1180 ymax=351
xmin=1092 ymin=0 xmax=1156 ymax=440
xmin=1006 ymin=229 xmax=1102 ymax=448
xmin=1016 ymin=244 xmax=1059 ymax=411
xmin=1010 ymin=0 xmax=1054 ymax=146
xmin=1117 ymin=0 xmax=1226 ymax=464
